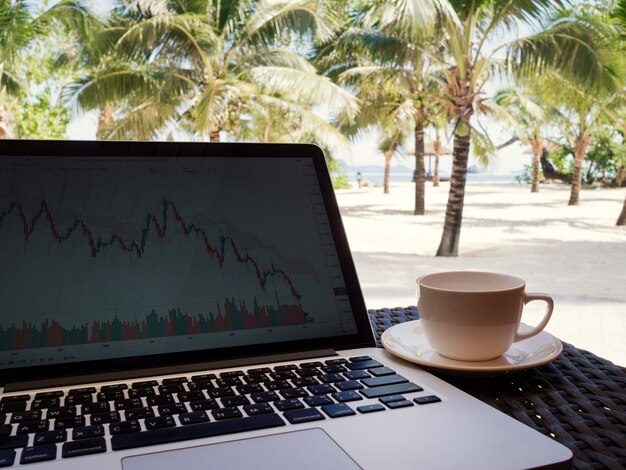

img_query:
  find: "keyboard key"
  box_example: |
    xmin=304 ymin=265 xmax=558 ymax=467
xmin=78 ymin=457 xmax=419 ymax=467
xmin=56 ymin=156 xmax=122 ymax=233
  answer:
xmin=335 ymin=381 xmax=363 ymax=391
xmin=250 ymin=392 xmax=279 ymax=403
xmin=243 ymin=403 xmax=274 ymax=416
xmin=300 ymin=361 xmax=323 ymax=369
xmin=131 ymin=380 xmax=157 ymax=388
xmin=33 ymin=429 xmax=67 ymax=445
xmin=283 ymin=408 xmax=325 ymax=424
xmin=296 ymin=368 xmax=321 ymax=377
xmin=369 ymin=367 xmax=395 ymax=377
xmin=101 ymin=384 xmax=128 ymax=392
xmin=349 ymin=356 xmax=372 ymax=362
xmin=321 ymin=403 xmax=356 ymax=418
xmin=145 ymin=416 xmax=176 ymax=429
xmin=54 ymin=415 xmax=85 ymax=430
xmin=308 ymin=384 xmax=335 ymax=395
xmin=322 ymin=364 xmax=347 ymax=373
xmin=211 ymin=407 xmax=242 ymax=420
xmin=147 ymin=394 xmax=174 ymax=406
xmin=83 ymin=402 xmax=110 ymax=414
xmin=332 ymin=391 xmax=363 ymax=403
xmin=362 ymin=374 xmax=409 ymax=388
xmin=73 ymin=425 xmax=104 ymax=440
xmin=343 ymin=370 xmax=370 ymax=380
xmin=0 ymin=401 xmax=26 ymax=413
xmin=220 ymin=395 xmax=250 ymax=407
xmin=90 ymin=411 xmax=120 ymax=425
xmin=379 ymin=394 xmax=405 ymax=404
xmin=242 ymin=374 xmax=268 ymax=385
xmin=220 ymin=371 xmax=244 ymax=378
xmin=324 ymin=358 xmax=348 ymax=365
xmin=114 ymin=398 xmax=143 ymax=410
xmin=110 ymin=420 xmax=141 ymax=435
xmin=189 ymin=399 xmax=219 ymax=412
xmin=16 ymin=420 xmax=47 ymax=434
xmin=279 ymin=388 xmax=308 ymax=399
xmin=179 ymin=412 xmax=210 ymax=425
xmin=304 ymin=395 xmax=334 ymax=407
xmin=62 ymin=438 xmax=107 ymax=458
xmin=97 ymin=390 xmax=125 ymax=401
xmin=35 ymin=391 xmax=63 ymax=399
xmin=0 ymin=449 xmax=15 ymax=467
xmin=126 ymin=407 xmax=155 ymax=420
xmin=11 ymin=410 xmax=41 ymax=423
xmin=264 ymin=380 xmax=290 ymax=391
xmin=191 ymin=373 xmax=216 ymax=382
xmin=236 ymin=384 xmax=263 ymax=395
xmin=414 ymin=395 xmax=442 ymax=405
xmin=31 ymin=397 xmax=61 ymax=410
xmin=20 ymin=444 xmax=56 ymax=464
xmin=158 ymin=383 xmax=185 ymax=394
xmin=0 ymin=425 xmax=10 ymax=437
xmin=0 ymin=413 xmax=4 ymax=425
xmin=69 ymin=387 xmax=96 ymax=395
xmin=247 ymin=367 xmax=272 ymax=375
xmin=65 ymin=393 xmax=93 ymax=405
xmin=360 ymin=383 xmax=423 ymax=399
xmin=47 ymin=406 xmax=77 ymax=419
xmin=274 ymin=364 xmax=298 ymax=371
xmin=162 ymin=377 xmax=188 ymax=384
xmin=0 ymin=435 xmax=28 ymax=450
xmin=387 ymin=399 xmax=414 ymax=409
xmin=270 ymin=370 xmax=296 ymax=380
xmin=216 ymin=377 xmax=243 ymax=387
xmin=0 ymin=395 xmax=30 ymax=403
xmin=274 ymin=399 xmax=304 ymax=411
xmin=347 ymin=360 xmax=383 ymax=371
xmin=178 ymin=391 xmax=205 ymax=402
xmin=157 ymin=403 xmax=187 ymax=416
xmin=319 ymin=374 xmax=344 ymax=384
xmin=357 ymin=404 xmax=385 ymax=414
xmin=111 ymin=414 xmax=286 ymax=451
xmin=292 ymin=377 xmax=318 ymax=387
xmin=128 ymin=387 xmax=156 ymax=398
xmin=206 ymin=387 xmax=235 ymax=399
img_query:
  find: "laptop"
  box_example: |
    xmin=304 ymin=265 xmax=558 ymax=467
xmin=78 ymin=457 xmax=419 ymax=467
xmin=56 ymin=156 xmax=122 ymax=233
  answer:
xmin=0 ymin=140 xmax=571 ymax=469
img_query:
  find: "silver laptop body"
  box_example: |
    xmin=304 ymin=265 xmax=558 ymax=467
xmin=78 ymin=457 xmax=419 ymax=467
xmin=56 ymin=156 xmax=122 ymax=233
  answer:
xmin=0 ymin=140 xmax=571 ymax=469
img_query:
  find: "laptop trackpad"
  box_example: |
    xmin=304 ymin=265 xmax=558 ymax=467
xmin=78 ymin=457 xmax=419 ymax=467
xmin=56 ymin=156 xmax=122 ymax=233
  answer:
xmin=121 ymin=428 xmax=362 ymax=469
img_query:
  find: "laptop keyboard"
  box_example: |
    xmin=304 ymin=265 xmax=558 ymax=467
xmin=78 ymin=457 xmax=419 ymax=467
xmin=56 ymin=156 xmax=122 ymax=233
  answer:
xmin=0 ymin=356 xmax=440 ymax=466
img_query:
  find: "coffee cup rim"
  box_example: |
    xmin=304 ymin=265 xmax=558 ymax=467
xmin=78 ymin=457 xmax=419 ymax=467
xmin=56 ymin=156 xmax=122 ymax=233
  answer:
xmin=417 ymin=271 xmax=525 ymax=293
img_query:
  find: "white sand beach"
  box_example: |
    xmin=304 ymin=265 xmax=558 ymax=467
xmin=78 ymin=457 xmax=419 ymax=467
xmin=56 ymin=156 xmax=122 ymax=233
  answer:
xmin=335 ymin=181 xmax=626 ymax=366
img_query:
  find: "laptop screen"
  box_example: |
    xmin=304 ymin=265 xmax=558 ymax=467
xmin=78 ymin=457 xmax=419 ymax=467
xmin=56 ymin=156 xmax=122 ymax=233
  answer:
xmin=0 ymin=141 xmax=372 ymax=384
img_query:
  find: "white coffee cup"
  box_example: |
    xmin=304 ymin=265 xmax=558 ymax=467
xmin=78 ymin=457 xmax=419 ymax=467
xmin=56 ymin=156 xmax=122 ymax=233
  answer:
xmin=417 ymin=271 xmax=554 ymax=361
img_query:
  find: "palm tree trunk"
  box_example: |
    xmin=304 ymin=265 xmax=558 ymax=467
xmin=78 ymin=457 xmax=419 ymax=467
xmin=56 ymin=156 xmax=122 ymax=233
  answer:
xmin=436 ymin=127 xmax=471 ymax=257
xmin=414 ymin=123 xmax=426 ymax=215
xmin=530 ymin=135 xmax=543 ymax=193
xmin=433 ymin=138 xmax=441 ymax=187
xmin=384 ymin=150 xmax=393 ymax=194
xmin=96 ymin=104 xmax=114 ymax=140
xmin=568 ymin=133 xmax=590 ymax=205
xmin=616 ymin=192 xmax=626 ymax=225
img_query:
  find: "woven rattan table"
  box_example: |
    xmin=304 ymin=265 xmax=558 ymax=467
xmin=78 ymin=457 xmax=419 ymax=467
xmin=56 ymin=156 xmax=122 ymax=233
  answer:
xmin=368 ymin=307 xmax=626 ymax=469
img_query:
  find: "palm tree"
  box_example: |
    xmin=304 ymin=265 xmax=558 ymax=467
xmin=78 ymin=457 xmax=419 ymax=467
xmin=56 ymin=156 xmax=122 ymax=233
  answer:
xmin=68 ymin=0 xmax=357 ymax=142
xmin=0 ymin=0 xmax=93 ymax=138
xmin=494 ymin=85 xmax=548 ymax=192
xmin=316 ymin=0 xmax=457 ymax=214
xmin=434 ymin=1 xmax=622 ymax=256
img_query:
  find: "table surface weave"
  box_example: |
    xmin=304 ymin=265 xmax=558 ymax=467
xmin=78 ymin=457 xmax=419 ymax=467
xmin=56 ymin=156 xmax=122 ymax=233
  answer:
xmin=368 ymin=307 xmax=626 ymax=470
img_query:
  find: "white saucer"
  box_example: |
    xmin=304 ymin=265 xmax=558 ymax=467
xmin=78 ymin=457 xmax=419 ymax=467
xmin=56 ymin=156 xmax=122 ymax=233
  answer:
xmin=381 ymin=320 xmax=563 ymax=375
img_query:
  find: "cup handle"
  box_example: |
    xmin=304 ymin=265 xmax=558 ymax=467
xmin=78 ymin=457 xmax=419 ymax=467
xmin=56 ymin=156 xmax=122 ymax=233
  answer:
xmin=513 ymin=292 xmax=554 ymax=342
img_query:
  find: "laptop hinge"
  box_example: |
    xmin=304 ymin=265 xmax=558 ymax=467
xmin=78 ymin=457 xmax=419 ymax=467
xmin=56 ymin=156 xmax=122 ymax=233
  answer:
xmin=3 ymin=349 xmax=337 ymax=393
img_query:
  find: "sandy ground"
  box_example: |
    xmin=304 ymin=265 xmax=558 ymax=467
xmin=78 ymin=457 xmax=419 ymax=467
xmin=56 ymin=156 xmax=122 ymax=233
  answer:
xmin=335 ymin=181 xmax=626 ymax=366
